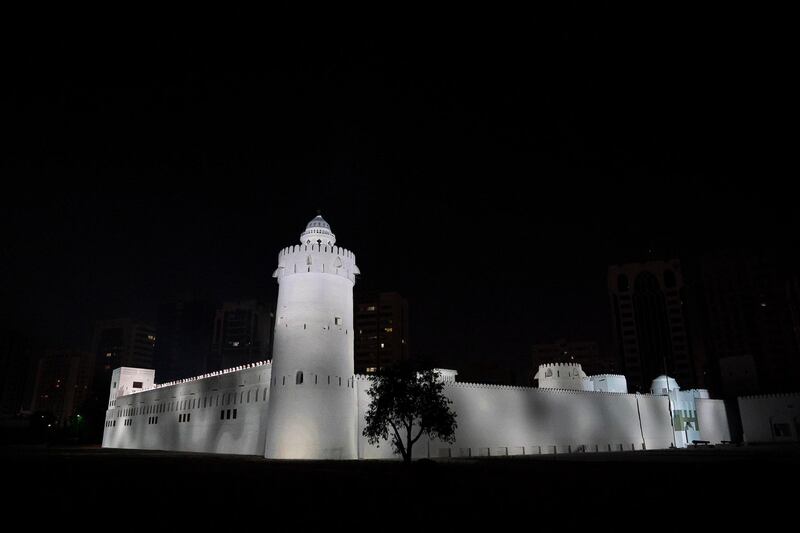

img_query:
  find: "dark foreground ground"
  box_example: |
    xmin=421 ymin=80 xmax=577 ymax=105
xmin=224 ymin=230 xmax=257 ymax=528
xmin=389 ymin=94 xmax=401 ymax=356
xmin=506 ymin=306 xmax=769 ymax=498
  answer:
xmin=3 ymin=444 xmax=798 ymax=529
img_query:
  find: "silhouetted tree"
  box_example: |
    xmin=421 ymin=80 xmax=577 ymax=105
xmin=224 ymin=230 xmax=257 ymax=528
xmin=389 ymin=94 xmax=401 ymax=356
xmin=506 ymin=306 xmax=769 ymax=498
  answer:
xmin=362 ymin=364 xmax=457 ymax=462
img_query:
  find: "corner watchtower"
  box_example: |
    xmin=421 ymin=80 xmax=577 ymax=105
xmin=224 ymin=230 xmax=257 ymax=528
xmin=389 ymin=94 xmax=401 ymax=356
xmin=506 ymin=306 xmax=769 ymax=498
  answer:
xmin=265 ymin=214 xmax=360 ymax=459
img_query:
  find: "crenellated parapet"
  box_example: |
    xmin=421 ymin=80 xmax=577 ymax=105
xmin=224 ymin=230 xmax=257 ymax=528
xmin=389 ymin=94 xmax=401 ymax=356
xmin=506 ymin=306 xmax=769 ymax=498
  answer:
xmin=126 ymin=361 xmax=272 ymax=395
xmin=739 ymin=392 xmax=800 ymax=400
xmin=446 ymin=381 xmax=632 ymax=396
xmin=273 ymin=244 xmax=360 ymax=283
xmin=534 ymin=362 xmax=593 ymax=391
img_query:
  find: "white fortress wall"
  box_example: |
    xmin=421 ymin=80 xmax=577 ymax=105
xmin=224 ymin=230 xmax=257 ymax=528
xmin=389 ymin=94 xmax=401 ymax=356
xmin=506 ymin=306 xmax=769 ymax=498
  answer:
xmin=635 ymin=394 xmax=676 ymax=449
xmin=102 ymin=363 xmax=272 ymax=455
xmin=695 ymin=399 xmax=731 ymax=443
xmin=437 ymin=384 xmax=671 ymax=456
xmin=738 ymin=393 xmax=800 ymax=443
xmin=356 ymin=377 xmax=677 ymax=459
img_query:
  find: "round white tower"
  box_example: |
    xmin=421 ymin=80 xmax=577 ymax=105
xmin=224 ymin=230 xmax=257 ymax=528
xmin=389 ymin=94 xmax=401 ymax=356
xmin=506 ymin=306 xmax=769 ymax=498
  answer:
xmin=265 ymin=214 xmax=360 ymax=459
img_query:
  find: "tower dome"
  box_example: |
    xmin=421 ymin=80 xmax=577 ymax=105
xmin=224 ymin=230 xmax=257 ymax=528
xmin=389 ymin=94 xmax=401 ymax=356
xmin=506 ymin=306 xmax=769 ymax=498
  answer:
xmin=651 ymin=375 xmax=680 ymax=395
xmin=300 ymin=214 xmax=336 ymax=246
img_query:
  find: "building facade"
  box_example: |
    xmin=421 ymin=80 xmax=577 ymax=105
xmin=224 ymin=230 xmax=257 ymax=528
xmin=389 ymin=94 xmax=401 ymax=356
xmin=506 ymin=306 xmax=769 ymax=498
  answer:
xmin=210 ymin=300 xmax=273 ymax=371
xmin=608 ymin=260 xmax=699 ymax=392
xmin=354 ymin=291 xmax=409 ymax=374
xmin=698 ymin=251 xmax=800 ymax=395
xmin=153 ymin=299 xmax=217 ymax=383
xmin=31 ymin=349 xmax=94 ymax=426
xmin=0 ymin=329 xmax=37 ymax=416
xmin=91 ymin=319 xmax=155 ymax=399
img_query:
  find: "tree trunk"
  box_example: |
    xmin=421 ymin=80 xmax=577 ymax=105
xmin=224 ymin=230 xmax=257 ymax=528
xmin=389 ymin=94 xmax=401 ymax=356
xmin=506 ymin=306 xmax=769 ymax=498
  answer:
xmin=405 ymin=425 xmax=413 ymax=463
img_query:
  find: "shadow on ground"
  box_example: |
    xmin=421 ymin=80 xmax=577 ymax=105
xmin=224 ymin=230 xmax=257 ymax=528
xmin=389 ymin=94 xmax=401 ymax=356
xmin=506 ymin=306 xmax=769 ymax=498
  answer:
xmin=4 ymin=444 xmax=798 ymax=529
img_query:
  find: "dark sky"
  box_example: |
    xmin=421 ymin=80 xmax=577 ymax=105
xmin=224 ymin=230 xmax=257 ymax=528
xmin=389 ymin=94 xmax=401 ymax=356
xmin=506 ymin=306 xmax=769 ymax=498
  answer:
xmin=1 ymin=18 xmax=795 ymax=381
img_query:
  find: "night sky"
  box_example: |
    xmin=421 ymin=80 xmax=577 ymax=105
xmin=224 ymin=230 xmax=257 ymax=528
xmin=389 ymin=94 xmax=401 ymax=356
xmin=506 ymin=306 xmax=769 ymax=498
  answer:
xmin=2 ymin=18 xmax=795 ymax=381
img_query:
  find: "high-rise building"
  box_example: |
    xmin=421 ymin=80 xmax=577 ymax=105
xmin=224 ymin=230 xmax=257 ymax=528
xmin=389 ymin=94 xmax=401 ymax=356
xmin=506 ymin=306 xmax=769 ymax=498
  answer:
xmin=209 ymin=300 xmax=273 ymax=371
xmin=154 ymin=300 xmax=217 ymax=383
xmin=698 ymin=251 xmax=799 ymax=395
xmin=30 ymin=349 xmax=94 ymax=426
xmin=531 ymin=338 xmax=617 ymax=383
xmin=608 ymin=260 xmax=699 ymax=392
xmin=354 ymin=291 xmax=409 ymax=374
xmin=90 ymin=319 xmax=156 ymax=411
xmin=91 ymin=319 xmax=156 ymax=373
xmin=0 ymin=329 xmax=37 ymax=416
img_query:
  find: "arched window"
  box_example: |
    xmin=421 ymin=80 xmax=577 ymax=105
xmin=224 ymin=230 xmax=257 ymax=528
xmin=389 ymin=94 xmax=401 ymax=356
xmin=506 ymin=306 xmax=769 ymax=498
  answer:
xmin=296 ymin=371 xmax=303 ymax=385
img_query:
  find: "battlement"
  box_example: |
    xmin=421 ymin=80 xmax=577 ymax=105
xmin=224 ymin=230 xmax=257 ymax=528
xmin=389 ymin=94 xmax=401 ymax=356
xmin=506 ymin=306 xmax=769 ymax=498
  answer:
xmin=739 ymin=392 xmax=800 ymax=400
xmin=538 ymin=362 xmax=584 ymax=369
xmin=447 ymin=381 xmax=633 ymax=396
xmin=279 ymin=243 xmax=355 ymax=260
xmin=274 ymin=244 xmax=359 ymax=282
xmin=126 ymin=360 xmax=272 ymax=396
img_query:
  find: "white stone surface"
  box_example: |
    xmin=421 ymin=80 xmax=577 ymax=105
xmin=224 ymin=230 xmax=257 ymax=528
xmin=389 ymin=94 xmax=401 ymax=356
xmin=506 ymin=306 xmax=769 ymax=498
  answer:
xmin=738 ymin=393 xmax=800 ymax=443
xmin=696 ymin=398 xmax=731 ymax=444
xmin=590 ymin=374 xmax=628 ymax=393
xmin=264 ymin=217 xmax=359 ymax=459
xmin=535 ymin=363 xmax=593 ymax=391
xmin=102 ymin=363 xmax=272 ymax=455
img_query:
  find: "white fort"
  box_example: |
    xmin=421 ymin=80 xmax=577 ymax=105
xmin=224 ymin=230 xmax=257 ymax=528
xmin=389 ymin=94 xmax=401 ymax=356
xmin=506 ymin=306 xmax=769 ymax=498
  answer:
xmin=102 ymin=215 xmax=732 ymax=459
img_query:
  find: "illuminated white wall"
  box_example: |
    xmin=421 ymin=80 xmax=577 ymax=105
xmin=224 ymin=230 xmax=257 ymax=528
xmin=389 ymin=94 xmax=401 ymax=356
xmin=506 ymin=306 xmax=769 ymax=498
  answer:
xmin=107 ymin=367 xmax=155 ymax=410
xmin=356 ymin=377 xmax=676 ymax=459
xmin=535 ymin=363 xmax=593 ymax=391
xmin=590 ymin=374 xmax=628 ymax=393
xmin=102 ymin=363 xmax=272 ymax=455
xmin=738 ymin=393 xmax=800 ymax=443
xmin=265 ymin=243 xmax=359 ymax=459
xmin=105 ymin=365 xmax=731 ymax=460
xmin=695 ymin=398 xmax=731 ymax=444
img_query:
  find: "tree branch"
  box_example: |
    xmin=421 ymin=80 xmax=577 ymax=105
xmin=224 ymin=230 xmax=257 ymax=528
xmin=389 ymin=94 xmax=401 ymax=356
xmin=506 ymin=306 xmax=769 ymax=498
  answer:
xmin=410 ymin=426 xmax=425 ymax=446
xmin=389 ymin=421 xmax=406 ymax=458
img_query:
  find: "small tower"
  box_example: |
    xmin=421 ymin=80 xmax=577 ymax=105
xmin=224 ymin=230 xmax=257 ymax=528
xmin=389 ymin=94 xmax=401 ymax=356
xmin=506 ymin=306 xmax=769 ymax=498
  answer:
xmin=534 ymin=362 xmax=594 ymax=391
xmin=265 ymin=214 xmax=360 ymax=459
